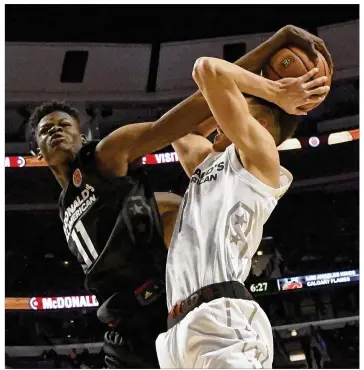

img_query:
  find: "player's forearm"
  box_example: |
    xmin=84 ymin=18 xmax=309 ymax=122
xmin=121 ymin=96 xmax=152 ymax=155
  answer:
xmin=133 ymin=31 xmax=284 ymax=146
xmin=233 ymin=29 xmax=286 ymax=73
xmin=195 ymin=57 xmax=279 ymax=104
xmin=135 ymin=92 xmax=212 ymax=156
xmin=145 ymin=30 xmax=285 ymax=138
xmin=108 ymin=32 xmax=285 ymax=165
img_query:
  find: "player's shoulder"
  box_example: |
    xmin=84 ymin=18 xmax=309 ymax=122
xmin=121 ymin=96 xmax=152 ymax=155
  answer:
xmin=71 ymin=141 xmax=142 ymax=192
xmin=77 ymin=141 xmax=99 ymax=165
xmin=226 ymin=144 xmax=293 ymax=199
xmin=76 ymin=140 xmax=130 ymax=178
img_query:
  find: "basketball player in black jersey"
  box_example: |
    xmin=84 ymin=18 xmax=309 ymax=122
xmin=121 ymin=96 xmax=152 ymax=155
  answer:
xmin=29 ymin=25 xmax=332 ymax=368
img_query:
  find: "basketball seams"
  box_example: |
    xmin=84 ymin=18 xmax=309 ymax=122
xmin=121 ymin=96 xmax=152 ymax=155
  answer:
xmin=271 ymin=47 xmax=308 ymax=78
xmin=287 ymin=46 xmax=311 ymax=73
xmin=265 ymin=63 xmax=282 ymax=80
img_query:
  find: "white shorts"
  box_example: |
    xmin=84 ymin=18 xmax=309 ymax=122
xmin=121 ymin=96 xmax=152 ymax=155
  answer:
xmin=156 ymin=297 xmax=274 ymax=369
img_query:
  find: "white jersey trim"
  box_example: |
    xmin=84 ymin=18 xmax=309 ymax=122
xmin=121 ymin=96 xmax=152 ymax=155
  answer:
xmin=226 ymin=144 xmax=293 ymax=199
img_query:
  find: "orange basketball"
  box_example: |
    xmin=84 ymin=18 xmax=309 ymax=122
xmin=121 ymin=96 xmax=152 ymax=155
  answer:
xmin=263 ymin=45 xmax=332 ymax=110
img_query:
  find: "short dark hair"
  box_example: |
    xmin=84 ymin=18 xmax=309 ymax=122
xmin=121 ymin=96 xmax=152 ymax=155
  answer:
xmin=28 ymin=101 xmax=80 ymax=132
xmin=248 ymin=96 xmax=299 ymax=146
xmin=27 ymin=101 xmax=81 ymax=151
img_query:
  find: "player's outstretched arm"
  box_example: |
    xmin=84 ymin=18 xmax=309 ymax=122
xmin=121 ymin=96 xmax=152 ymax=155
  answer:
xmin=191 ymin=57 xmax=329 ymax=188
xmin=172 ymin=116 xmax=217 ymax=178
xmin=94 ymin=25 xmax=331 ymax=178
xmin=94 ymin=93 xmax=210 ymax=177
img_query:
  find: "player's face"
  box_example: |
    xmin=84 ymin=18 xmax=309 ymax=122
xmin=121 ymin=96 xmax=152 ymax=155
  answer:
xmin=212 ymin=99 xmax=280 ymax=152
xmin=36 ymin=111 xmax=85 ymax=166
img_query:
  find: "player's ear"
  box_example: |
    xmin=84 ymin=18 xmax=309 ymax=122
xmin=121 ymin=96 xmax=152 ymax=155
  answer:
xmin=257 ymin=118 xmax=268 ymax=128
xmin=81 ymin=134 xmax=88 ymax=145
xmin=36 ymin=148 xmax=43 ymax=160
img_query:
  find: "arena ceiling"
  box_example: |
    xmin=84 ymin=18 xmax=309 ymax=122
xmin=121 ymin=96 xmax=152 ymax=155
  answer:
xmin=6 ymin=4 xmax=359 ymax=43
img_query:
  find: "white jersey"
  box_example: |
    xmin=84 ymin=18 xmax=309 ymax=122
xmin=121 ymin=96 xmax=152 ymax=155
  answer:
xmin=166 ymin=144 xmax=292 ymax=310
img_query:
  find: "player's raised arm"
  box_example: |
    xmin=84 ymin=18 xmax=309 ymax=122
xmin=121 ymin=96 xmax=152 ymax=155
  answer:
xmin=94 ymin=25 xmax=331 ymax=178
xmin=191 ymin=57 xmax=329 ymax=187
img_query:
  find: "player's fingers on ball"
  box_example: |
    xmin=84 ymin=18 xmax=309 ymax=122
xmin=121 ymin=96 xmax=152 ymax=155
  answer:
xmin=301 ymin=67 xmax=319 ymax=82
xmin=303 ymin=76 xmax=328 ymax=89
xmin=308 ymin=86 xmax=330 ymax=96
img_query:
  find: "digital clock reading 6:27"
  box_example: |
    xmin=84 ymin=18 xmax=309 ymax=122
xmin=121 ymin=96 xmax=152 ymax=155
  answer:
xmin=247 ymin=280 xmax=279 ymax=295
xmin=249 ymin=282 xmax=269 ymax=293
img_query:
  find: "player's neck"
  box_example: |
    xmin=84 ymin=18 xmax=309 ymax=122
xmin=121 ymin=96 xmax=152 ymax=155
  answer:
xmin=49 ymin=163 xmax=72 ymax=189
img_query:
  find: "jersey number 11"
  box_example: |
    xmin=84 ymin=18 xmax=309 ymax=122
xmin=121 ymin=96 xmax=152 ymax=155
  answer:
xmin=71 ymin=221 xmax=99 ymax=267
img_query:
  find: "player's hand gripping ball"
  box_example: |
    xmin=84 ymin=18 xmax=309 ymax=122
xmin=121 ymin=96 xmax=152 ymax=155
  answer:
xmin=263 ymin=45 xmax=332 ymax=111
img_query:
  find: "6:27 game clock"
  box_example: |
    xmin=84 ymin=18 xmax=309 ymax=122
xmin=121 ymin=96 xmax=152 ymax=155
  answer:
xmin=248 ymin=280 xmax=278 ymax=295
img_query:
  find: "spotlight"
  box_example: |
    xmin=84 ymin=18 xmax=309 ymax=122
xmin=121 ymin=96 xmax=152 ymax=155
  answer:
xmin=308 ymin=136 xmax=320 ymax=147
xmin=257 ymin=251 xmax=263 ymax=256
xmin=289 ymin=351 xmax=306 ymax=362
xmin=64 ymin=261 xmax=69 ymax=265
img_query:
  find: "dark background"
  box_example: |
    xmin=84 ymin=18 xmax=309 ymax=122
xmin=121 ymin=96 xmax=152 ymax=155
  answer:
xmin=6 ymin=4 xmax=359 ymax=43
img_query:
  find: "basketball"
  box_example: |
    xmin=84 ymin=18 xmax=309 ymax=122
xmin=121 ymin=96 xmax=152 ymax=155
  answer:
xmin=263 ymin=45 xmax=332 ymax=110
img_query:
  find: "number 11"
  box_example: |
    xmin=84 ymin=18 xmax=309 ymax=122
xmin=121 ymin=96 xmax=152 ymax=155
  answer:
xmin=71 ymin=221 xmax=98 ymax=267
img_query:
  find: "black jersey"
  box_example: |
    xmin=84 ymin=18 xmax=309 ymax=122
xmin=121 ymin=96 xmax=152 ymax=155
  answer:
xmin=59 ymin=142 xmax=168 ymax=302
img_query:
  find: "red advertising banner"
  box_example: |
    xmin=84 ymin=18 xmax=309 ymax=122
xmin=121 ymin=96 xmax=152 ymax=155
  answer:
xmin=5 ymin=152 xmax=180 ymax=168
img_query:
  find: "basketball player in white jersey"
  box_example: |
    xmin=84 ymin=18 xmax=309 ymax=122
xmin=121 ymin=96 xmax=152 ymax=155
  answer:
xmin=155 ymin=57 xmax=330 ymax=368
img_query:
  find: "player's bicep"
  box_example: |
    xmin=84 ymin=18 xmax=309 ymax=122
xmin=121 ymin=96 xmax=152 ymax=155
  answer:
xmin=95 ymin=122 xmax=154 ymax=177
xmin=172 ymin=134 xmax=212 ymax=178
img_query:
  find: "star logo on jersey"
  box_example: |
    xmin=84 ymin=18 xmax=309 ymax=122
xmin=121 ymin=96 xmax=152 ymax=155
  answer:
xmin=224 ymin=201 xmax=253 ymax=239
xmin=234 ymin=214 xmax=246 ymax=226
xmin=224 ymin=201 xmax=254 ymax=259
xmin=130 ymin=204 xmax=144 ymax=215
xmin=230 ymin=233 xmax=242 ymax=245
xmin=73 ymin=168 xmax=82 ymax=187
xmin=123 ymin=196 xmax=154 ymax=245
